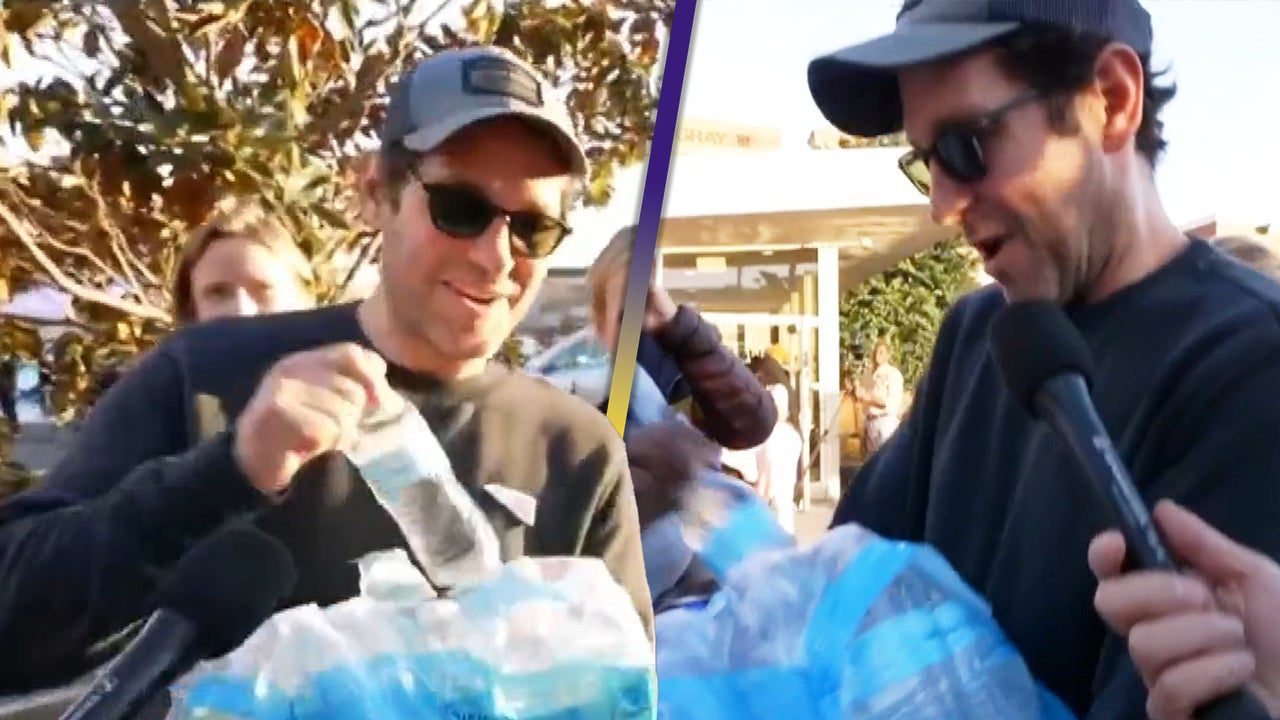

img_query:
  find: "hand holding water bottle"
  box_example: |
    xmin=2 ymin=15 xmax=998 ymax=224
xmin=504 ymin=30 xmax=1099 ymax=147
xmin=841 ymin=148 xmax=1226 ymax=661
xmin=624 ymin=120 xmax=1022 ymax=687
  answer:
xmin=234 ymin=343 xmax=388 ymax=496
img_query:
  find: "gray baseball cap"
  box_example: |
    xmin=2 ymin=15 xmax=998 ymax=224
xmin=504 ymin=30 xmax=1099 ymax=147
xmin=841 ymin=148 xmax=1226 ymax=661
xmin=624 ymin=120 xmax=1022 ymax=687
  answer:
xmin=808 ymin=0 xmax=1154 ymax=138
xmin=381 ymin=45 xmax=588 ymax=175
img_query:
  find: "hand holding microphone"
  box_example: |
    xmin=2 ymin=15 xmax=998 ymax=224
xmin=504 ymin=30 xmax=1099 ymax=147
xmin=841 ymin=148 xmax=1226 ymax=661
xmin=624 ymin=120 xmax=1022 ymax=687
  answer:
xmin=990 ymin=301 xmax=1274 ymax=720
xmin=1090 ymin=501 xmax=1280 ymax=720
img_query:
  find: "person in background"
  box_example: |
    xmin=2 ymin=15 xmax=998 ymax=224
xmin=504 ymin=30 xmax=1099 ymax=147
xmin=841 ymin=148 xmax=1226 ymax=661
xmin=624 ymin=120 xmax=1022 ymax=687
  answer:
xmin=172 ymin=200 xmax=317 ymax=324
xmin=92 ymin=201 xmax=318 ymax=400
xmin=854 ymin=338 xmax=903 ymax=456
xmin=738 ymin=355 xmax=803 ymax=534
xmin=587 ymin=225 xmax=776 ymax=610
xmin=587 ymin=226 xmax=777 ymax=448
xmin=764 ymin=326 xmax=791 ymax=372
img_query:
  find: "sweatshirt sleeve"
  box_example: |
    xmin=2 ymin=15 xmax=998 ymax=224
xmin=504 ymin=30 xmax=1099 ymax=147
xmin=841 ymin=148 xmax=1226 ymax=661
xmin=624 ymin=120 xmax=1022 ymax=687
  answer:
xmin=653 ymin=305 xmax=778 ymax=450
xmin=579 ymin=431 xmax=656 ymax=645
xmin=0 ymin=346 xmax=265 ymax=691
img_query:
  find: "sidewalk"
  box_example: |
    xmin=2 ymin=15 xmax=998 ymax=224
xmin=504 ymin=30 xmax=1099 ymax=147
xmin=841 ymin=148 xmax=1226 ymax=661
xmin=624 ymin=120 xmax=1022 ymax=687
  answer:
xmin=794 ymin=497 xmax=836 ymax=546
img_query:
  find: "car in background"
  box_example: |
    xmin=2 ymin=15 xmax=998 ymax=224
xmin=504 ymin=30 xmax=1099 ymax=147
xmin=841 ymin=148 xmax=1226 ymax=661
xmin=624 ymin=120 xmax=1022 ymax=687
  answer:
xmin=524 ymin=328 xmax=612 ymax=407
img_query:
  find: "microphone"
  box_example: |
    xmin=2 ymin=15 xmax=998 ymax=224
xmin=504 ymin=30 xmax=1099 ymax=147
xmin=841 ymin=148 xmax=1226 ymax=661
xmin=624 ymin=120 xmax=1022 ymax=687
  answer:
xmin=990 ymin=301 xmax=1271 ymax=720
xmin=58 ymin=525 xmax=297 ymax=720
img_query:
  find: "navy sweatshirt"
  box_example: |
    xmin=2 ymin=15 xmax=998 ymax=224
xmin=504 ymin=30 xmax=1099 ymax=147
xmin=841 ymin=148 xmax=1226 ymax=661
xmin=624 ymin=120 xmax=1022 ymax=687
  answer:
xmin=834 ymin=239 xmax=1280 ymax=718
xmin=0 ymin=303 xmax=650 ymax=692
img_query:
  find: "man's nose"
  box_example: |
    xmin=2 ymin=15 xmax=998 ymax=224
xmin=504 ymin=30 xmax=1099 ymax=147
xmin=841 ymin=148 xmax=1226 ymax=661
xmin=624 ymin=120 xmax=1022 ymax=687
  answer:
xmin=469 ymin=217 xmax=517 ymax=277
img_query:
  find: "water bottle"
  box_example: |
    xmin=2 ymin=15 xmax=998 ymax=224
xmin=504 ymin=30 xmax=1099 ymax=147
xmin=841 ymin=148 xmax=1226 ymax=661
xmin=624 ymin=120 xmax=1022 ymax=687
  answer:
xmin=345 ymin=392 xmax=502 ymax=590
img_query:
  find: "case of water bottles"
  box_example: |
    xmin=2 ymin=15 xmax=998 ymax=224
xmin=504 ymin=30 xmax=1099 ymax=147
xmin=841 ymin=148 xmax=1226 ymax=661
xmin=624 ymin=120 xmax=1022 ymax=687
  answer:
xmin=623 ymin=365 xmax=1077 ymax=720
xmin=166 ymin=392 xmax=656 ymax=720
xmin=656 ymin=472 xmax=1079 ymax=720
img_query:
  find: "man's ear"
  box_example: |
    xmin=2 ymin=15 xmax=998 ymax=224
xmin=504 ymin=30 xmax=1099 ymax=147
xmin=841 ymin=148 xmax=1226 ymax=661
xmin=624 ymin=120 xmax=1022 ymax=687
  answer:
xmin=352 ymin=151 xmax=384 ymax=226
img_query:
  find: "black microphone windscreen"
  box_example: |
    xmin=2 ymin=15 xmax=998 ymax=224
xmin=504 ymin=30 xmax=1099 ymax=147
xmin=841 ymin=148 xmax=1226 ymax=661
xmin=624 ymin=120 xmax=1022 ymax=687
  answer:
xmin=989 ymin=301 xmax=1095 ymax=415
xmin=155 ymin=525 xmax=297 ymax=659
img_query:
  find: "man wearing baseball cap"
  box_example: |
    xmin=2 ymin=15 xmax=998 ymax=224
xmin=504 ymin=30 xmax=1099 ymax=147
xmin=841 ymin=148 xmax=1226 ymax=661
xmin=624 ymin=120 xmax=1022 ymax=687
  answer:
xmin=0 ymin=46 xmax=652 ymax=691
xmin=809 ymin=1 xmax=1280 ymax=717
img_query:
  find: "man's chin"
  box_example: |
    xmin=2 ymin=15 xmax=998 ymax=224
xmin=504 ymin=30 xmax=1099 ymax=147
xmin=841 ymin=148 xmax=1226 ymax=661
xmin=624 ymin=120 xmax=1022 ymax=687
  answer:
xmin=997 ymin=278 xmax=1061 ymax=304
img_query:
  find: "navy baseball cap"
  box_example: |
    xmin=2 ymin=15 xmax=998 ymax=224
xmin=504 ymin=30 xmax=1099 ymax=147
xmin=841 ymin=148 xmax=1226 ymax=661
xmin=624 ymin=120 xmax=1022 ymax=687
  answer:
xmin=382 ymin=46 xmax=588 ymax=175
xmin=808 ymin=0 xmax=1154 ymax=138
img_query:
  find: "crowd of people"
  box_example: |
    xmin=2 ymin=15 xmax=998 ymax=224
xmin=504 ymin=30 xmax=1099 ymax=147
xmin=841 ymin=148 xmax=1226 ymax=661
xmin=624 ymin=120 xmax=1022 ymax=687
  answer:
xmin=1 ymin=1 xmax=1279 ymax=719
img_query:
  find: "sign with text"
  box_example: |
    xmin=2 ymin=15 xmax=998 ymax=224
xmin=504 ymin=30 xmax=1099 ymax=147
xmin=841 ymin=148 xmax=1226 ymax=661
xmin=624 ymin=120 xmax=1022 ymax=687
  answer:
xmin=677 ymin=119 xmax=780 ymax=153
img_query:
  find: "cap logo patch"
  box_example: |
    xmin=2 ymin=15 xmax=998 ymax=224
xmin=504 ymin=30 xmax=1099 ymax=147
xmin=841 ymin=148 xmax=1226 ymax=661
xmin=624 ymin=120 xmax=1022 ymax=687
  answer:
xmin=461 ymin=55 xmax=543 ymax=108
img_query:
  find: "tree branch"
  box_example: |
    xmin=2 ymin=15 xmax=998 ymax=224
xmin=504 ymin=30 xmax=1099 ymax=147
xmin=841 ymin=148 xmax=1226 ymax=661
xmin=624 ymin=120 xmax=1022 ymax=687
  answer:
xmin=0 ymin=201 xmax=171 ymax=324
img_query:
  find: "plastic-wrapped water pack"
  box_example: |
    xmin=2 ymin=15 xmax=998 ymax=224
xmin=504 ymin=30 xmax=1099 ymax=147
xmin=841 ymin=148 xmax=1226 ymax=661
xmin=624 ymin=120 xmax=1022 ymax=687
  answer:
xmin=167 ymin=390 xmax=655 ymax=719
xmin=167 ymin=550 xmax=657 ymax=719
xmin=655 ymin=484 xmax=1077 ymax=720
xmin=622 ymin=367 xmax=1075 ymax=719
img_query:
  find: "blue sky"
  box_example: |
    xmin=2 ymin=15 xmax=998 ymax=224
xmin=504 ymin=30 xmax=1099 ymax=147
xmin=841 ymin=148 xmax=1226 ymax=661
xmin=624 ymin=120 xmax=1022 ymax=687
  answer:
xmin=674 ymin=0 xmax=1279 ymax=229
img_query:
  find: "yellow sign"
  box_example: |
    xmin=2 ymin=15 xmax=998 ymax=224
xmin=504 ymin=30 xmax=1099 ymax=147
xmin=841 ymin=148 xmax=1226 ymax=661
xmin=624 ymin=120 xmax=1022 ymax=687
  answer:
xmin=677 ymin=119 xmax=781 ymax=153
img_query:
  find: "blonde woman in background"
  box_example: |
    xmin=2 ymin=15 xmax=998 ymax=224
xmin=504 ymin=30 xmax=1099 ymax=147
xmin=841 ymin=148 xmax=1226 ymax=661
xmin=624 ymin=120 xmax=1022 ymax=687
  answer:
xmin=589 ymin=225 xmax=777 ymax=612
xmin=856 ymin=338 xmax=904 ymax=456
xmin=93 ymin=200 xmax=318 ymax=397
xmin=172 ymin=200 xmax=316 ymax=324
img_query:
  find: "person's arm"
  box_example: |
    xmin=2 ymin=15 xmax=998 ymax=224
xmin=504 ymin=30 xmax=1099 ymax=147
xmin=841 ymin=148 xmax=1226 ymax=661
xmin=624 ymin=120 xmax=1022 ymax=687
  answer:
xmin=650 ymin=304 xmax=777 ymax=449
xmin=580 ymin=433 xmax=657 ymax=643
xmin=1090 ymin=501 xmax=1280 ymax=720
xmin=1085 ymin=344 xmax=1280 ymax=719
xmin=0 ymin=345 xmax=265 ymax=691
xmin=755 ymin=444 xmax=772 ymax=502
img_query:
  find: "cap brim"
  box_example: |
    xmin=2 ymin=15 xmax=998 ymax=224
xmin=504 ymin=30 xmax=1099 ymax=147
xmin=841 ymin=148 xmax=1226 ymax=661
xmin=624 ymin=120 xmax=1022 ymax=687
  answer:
xmin=400 ymin=106 xmax=588 ymax=176
xmin=808 ymin=22 xmax=1020 ymax=137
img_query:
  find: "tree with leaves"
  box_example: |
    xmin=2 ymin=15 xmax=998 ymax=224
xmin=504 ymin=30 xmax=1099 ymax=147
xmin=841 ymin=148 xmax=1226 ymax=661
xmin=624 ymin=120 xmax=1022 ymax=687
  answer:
xmin=840 ymin=238 xmax=981 ymax=388
xmin=0 ymin=0 xmax=671 ymax=430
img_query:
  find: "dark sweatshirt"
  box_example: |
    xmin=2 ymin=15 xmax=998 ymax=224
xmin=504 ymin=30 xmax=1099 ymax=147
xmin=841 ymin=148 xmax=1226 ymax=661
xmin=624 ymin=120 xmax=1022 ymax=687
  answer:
xmin=834 ymin=239 xmax=1280 ymax=718
xmin=0 ymin=303 xmax=651 ymax=692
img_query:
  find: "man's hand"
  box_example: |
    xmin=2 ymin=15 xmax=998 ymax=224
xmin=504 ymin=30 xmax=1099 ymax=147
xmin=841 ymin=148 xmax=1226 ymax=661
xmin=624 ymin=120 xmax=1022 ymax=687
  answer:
xmin=1089 ymin=500 xmax=1280 ymax=720
xmin=626 ymin=418 xmax=718 ymax=528
xmin=234 ymin=343 xmax=388 ymax=495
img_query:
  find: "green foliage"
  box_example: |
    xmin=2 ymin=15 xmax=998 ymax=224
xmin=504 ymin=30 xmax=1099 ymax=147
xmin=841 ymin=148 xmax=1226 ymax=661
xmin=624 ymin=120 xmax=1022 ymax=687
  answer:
xmin=839 ymin=238 xmax=981 ymax=387
xmin=836 ymin=130 xmax=908 ymax=149
xmin=0 ymin=0 xmax=670 ymax=423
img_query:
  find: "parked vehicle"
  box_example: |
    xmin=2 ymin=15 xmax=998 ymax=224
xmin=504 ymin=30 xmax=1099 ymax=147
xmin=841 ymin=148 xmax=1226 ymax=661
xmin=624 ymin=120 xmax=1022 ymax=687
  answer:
xmin=524 ymin=329 xmax=612 ymax=407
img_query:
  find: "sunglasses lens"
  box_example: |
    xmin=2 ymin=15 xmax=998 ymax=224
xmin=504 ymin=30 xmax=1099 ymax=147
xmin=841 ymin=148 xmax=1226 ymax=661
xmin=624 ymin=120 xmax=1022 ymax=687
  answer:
xmin=428 ymin=186 xmax=496 ymax=238
xmin=899 ymin=152 xmax=932 ymax=196
xmin=509 ymin=214 xmax=566 ymax=258
xmin=936 ymin=131 xmax=986 ymax=184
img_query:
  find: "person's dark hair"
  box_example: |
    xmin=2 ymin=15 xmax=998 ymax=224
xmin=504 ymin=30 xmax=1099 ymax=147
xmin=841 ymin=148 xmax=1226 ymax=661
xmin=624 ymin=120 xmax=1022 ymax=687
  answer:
xmin=991 ymin=23 xmax=1177 ymax=167
xmin=748 ymin=354 xmax=789 ymax=388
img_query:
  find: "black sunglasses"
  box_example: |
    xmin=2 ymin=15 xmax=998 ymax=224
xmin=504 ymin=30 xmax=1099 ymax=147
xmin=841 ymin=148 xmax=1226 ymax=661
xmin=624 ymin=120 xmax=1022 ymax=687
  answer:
xmin=408 ymin=167 xmax=572 ymax=259
xmin=898 ymin=90 xmax=1045 ymax=196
